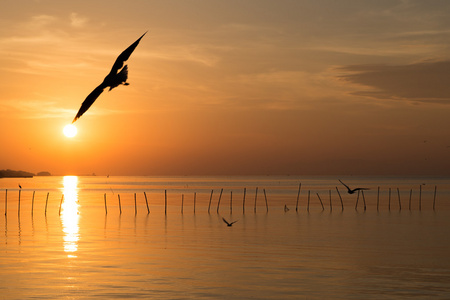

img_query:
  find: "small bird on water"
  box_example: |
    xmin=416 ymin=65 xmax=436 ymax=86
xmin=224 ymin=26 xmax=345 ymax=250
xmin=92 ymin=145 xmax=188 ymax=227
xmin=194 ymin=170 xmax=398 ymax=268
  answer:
xmin=338 ymin=179 xmax=369 ymax=194
xmin=222 ymin=217 xmax=238 ymax=227
xmin=72 ymin=31 xmax=147 ymax=123
xmin=18 ymin=184 xmax=22 ymax=189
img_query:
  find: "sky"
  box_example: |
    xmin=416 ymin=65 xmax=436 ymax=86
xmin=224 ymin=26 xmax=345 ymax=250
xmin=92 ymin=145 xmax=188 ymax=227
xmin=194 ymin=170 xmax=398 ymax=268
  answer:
xmin=1 ymin=0 xmax=450 ymax=176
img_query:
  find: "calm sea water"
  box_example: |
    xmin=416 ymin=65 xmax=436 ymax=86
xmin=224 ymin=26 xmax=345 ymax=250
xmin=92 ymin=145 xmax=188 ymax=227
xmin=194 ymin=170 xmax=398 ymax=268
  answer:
xmin=1 ymin=176 xmax=450 ymax=299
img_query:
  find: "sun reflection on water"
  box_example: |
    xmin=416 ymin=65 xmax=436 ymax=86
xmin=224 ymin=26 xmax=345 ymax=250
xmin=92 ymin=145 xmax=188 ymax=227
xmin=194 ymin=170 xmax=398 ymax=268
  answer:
xmin=61 ymin=176 xmax=80 ymax=257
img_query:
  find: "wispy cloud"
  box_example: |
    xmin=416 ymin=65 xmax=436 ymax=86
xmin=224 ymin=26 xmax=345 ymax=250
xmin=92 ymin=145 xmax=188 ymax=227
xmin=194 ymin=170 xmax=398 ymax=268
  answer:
xmin=340 ymin=60 xmax=450 ymax=103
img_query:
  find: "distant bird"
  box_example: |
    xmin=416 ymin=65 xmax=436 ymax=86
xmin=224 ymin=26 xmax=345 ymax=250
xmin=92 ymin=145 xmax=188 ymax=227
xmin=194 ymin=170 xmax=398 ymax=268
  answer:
xmin=284 ymin=204 xmax=290 ymax=212
xmin=72 ymin=31 xmax=147 ymax=123
xmin=338 ymin=179 xmax=369 ymax=194
xmin=18 ymin=184 xmax=22 ymax=189
xmin=222 ymin=217 xmax=238 ymax=227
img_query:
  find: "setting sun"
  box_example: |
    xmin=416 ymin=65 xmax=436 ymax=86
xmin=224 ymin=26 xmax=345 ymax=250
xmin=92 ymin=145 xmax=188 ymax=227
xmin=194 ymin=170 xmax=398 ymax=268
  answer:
xmin=63 ymin=124 xmax=77 ymax=138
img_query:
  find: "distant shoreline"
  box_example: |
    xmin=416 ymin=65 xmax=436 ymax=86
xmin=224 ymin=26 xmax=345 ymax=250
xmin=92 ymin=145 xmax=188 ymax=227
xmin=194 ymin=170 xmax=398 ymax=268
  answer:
xmin=0 ymin=169 xmax=51 ymax=178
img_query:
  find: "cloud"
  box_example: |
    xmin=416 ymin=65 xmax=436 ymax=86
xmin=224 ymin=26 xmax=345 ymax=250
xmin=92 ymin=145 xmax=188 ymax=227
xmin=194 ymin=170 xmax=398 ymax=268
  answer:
xmin=340 ymin=60 xmax=450 ymax=103
xmin=70 ymin=13 xmax=88 ymax=28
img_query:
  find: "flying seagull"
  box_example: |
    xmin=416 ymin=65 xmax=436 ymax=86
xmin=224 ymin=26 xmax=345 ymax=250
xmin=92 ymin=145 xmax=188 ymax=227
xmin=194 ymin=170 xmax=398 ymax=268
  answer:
xmin=72 ymin=31 xmax=147 ymax=123
xmin=338 ymin=179 xmax=369 ymax=194
xmin=222 ymin=217 xmax=238 ymax=227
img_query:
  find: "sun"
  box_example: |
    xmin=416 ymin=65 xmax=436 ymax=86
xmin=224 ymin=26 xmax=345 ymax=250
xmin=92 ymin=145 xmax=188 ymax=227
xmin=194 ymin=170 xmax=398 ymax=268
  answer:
xmin=63 ymin=124 xmax=78 ymax=138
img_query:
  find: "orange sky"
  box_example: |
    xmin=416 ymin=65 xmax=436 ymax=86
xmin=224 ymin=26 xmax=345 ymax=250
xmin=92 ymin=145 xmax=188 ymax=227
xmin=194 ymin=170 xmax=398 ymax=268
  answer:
xmin=1 ymin=1 xmax=450 ymax=176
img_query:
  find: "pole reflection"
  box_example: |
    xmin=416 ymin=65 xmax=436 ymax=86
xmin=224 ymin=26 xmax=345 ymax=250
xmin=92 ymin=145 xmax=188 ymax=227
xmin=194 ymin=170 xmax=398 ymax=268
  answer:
xmin=61 ymin=176 xmax=80 ymax=257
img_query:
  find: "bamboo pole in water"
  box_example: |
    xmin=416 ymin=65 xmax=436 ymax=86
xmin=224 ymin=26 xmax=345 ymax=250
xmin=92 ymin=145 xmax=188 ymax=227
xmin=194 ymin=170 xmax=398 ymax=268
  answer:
xmin=316 ymin=193 xmax=324 ymax=211
xmin=118 ymin=194 xmax=122 ymax=214
xmin=31 ymin=191 xmax=35 ymax=216
xmin=388 ymin=188 xmax=391 ymax=211
xmin=355 ymin=190 xmax=360 ymax=211
xmin=397 ymin=188 xmax=401 ymax=211
xmin=296 ymin=183 xmax=301 ymax=212
xmin=45 ymin=192 xmax=49 ymax=216
xmin=336 ymin=187 xmax=344 ymax=211
xmin=377 ymin=187 xmax=380 ymax=212
xmin=263 ymin=189 xmax=268 ymax=212
xmin=165 ymin=190 xmax=167 ymax=215
xmin=4 ymin=189 xmax=7 ymax=216
xmin=181 ymin=194 xmax=184 ymax=214
xmin=307 ymin=190 xmax=310 ymax=212
xmin=134 ymin=193 xmax=137 ymax=215
xmin=419 ymin=185 xmax=422 ymax=211
xmin=144 ymin=192 xmax=149 ymax=214
xmin=329 ymin=190 xmax=332 ymax=212
xmin=18 ymin=189 xmax=21 ymax=216
xmin=409 ymin=189 xmax=412 ymax=211
xmin=208 ymin=190 xmax=213 ymax=213
xmin=254 ymin=187 xmax=258 ymax=213
xmin=230 ymin=191 xmax=232 ymax=214
xmin=59 ymin=194 xmax=64 ymax=215
xmin=104 ymin=193 xmax=108 ymax=215
xmin=433 ymin=185 xmax=437 ymax=211
xmin=361 ymin=190 xmax=366 ymax=211
xmin=242 ymin=188 xmax=246 ymax=213
xmin=216 ymin=188 xmax=223 ymax=213
xmin=194 ymin=192 xmax=196 ymax=214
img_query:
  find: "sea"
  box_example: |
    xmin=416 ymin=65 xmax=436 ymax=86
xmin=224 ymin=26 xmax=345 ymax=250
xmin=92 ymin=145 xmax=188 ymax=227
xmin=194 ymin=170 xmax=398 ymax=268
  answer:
xmin=1 ymin=175 xmax=449 ymax=299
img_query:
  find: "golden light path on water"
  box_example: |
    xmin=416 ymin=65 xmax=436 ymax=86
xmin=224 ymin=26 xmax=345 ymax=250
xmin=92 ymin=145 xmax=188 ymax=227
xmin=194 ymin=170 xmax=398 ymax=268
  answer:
xmin=61 ymin=176 xmax=80 ymax=257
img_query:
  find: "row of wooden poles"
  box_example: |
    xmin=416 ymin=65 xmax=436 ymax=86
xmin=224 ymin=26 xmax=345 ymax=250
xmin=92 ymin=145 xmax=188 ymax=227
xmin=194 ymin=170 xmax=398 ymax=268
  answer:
xmin=105 ymin=188 xmax=270 ymax=215
xmin=2 ymin=184 xmax=439 ymax=216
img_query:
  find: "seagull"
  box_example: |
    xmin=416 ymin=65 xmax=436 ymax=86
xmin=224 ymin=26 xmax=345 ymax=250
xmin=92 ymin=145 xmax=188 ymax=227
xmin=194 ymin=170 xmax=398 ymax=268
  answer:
xmin=72 ymin=31 xmax=147 ymax=123
xmin=222 ymin=217 xmax=238 ymax=227
xmin=338 ymin=179 xmax=369 ymax=194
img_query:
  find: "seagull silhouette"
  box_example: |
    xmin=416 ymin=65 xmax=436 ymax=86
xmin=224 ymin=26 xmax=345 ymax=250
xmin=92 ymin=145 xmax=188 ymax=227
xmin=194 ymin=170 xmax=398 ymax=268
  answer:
xmin=72 ymin=31 xmax=147 ymax=123
xmin=339 ymin=180 xmax=369 ymax=194
xmin=222 ymin=217 xmax=238 ymax=227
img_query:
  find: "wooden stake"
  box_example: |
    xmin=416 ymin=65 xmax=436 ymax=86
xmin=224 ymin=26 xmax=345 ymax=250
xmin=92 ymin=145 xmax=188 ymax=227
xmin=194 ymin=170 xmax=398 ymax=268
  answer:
xmin=329 ymin=190 xmax=332 ymax=212
xmin=144 ymin=192 xmax=149 ymax=214
xmin=316 ymin=193 xmax=324 ymax=211
xmin=134 ymin=193 xmax=137 ymax=215
xmin=216 ymin=188 xmax=223 ymax=213
xmin=254 ymin=187 xmax=258 ymax=213
xmin=118 ymin=194 xmax=122 ymax=214
xmin=336 ymin=187 xmax=344 ymax=211
xmin=296 ymin=183 xmax=301 ymax=212
xmin=230 ymin=191 xmax=232 ymax=214
xmin=18 ymin=189 xmax=21 ymax=216
xmin=194 ymin=192 xmax=196 ymax=214
xmin=388 ymin=188 xmax=391 ymax=211
xmin=397 ymin=188 xmax=401 ymax=211
xmin=307 ymin=190 xmax=310 ymax=212
xmin=355 ymin=190 xmax=360 ymax=211
xmin=17 ymin=189 xmax=22 ymax=216
xmin=419 ymin=185 xmax=422 ymax=211
xmin=433 ymin=185 xmax=437 ymax=211
xmin=4 ymin=189 xmax=7 ymax=216
xmin=263 ymin=189 xmax=268 ymax=212
xmin=409 ymin=189 xmax=412 ymax=211
xmin=165 ymin=190 xmax=167 ymax=215
xmin=181 ymin=194 xmax=184 ymax=214
xmin=377 ymin=186 xmax=380 ymax=212
xmin=208 ymin=189 xmax=213 ymax=213
xmin=59 ymin=194 xmax=64 ymax=215
xmin=104 ymin=193 xmax=108 ymax=215
xmin=45 ymin=192 xmax=49 ymax=216
xmin=361 ymin=190 xmax=366 ymax=211
xmin=31 ymin=191 xmax=35 ymax=216
xmin=242 ymin=188 xmax=246 ymax=213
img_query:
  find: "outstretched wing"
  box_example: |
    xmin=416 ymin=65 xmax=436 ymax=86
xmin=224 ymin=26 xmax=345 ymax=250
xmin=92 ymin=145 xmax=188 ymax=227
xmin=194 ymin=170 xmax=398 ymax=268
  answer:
xmin=230 ymin=220 xmax=238 ymax=225
xmin=108 ymin=31 xmax=147 ymax=76
xmin=72 ymin=84 xmax=105 ymax=123
xmin=338 ymin=179 xmax=351 ymax=191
